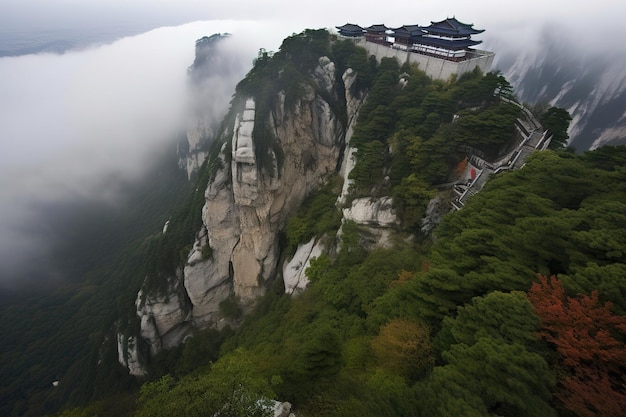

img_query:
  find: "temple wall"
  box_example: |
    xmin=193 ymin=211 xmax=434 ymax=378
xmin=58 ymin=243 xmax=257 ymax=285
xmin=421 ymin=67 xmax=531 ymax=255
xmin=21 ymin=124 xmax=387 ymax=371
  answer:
xmin=357 ymin=39 xmax=494 ymax=81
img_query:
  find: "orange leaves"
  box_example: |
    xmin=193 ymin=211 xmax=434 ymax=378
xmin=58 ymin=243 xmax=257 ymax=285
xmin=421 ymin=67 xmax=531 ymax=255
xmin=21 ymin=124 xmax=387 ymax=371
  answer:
xmin=455 ymin=157 xmax=468 ymax=179
xmin=371 ymin=318 xmax=433 ymax=381
xmin=528 ymin=274 xmax=626 ymax=416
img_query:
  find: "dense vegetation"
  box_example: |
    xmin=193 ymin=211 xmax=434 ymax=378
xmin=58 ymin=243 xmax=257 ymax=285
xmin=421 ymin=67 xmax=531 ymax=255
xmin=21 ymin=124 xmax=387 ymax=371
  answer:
xmin=127 ymin=147 xmax=626 ymax=417
xmin=0 ymin=149 xmax=194 ymax=417
xmin=131 ymin=33 xmax=624 ymax=417
xmin=346 ymin=59 xmax=520 ymax=231
xmin=3 ymin=28 xmax=625 ymax=417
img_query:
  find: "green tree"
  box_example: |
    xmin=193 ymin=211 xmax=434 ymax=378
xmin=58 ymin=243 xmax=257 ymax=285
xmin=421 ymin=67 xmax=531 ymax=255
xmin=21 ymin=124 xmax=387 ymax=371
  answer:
xmin=136 ymin=349 xmax=275 ymax=417
xmin=429 ymin=338 xmax=556 ymax=417
xmin=392 ymin=174 xmax=436 ymax=231
xmin=540 ymin=107 xmax=572 ymax=149
xmin=349 ymin=139 xmax=386 ymax=193
xmin=438 ymin=291 xmax=542 ymax=350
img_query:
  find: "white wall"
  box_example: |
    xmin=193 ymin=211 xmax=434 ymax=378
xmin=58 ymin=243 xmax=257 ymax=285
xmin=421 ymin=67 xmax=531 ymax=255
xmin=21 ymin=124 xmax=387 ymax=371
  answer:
xmin=357 ymin=39 xmax=495 ymax=80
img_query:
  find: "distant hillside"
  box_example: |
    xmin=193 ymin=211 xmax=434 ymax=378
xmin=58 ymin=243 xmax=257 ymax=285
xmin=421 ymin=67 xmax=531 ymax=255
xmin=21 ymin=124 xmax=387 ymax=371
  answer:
xmin=493 ymin=27 xmax=626 ymax=151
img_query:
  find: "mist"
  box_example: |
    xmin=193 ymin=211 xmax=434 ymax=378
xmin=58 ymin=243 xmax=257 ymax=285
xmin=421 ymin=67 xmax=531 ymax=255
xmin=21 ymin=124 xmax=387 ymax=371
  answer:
xmin=0 ymin=20 xmax=300 ymax=291
xmin=2 ymin=0 xmax=626 ymax=291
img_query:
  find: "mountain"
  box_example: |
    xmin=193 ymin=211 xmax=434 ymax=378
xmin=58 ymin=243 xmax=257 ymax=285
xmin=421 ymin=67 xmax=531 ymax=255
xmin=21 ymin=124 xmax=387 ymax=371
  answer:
xmin=3 ymin=26 xmax=626 ymax=417
xmin=117 ymin=29 xmax=368 ymax=375
xmin=493 ymin=27 xmax=626 ymax=151
xmin=113 ymin=29 xmax=626 ymax=417
xmin=118 ymin=24 xmax=561 ymax=381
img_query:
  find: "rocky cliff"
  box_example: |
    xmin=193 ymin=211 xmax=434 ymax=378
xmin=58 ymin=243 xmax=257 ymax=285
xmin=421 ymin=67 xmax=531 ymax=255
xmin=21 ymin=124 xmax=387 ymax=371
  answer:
xmin=119 ymin=46 xmax=368 ymax=372
xmin=186 ymin=55 xmax=356 ymax=326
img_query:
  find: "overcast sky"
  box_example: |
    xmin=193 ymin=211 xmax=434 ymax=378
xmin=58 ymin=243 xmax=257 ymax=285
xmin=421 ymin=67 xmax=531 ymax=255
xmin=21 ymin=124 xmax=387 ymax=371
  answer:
xmin=2 ymin=0 xmax=625 ymax=37
xmin=1 ymin=0 xmax=625 ymax=289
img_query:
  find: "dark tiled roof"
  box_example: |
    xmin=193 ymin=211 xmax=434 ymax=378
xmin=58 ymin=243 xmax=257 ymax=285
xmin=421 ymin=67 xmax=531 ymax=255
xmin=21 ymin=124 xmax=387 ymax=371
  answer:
xmin=336 ymin=23 xmax=365 ymax=33
xmin=393 ymin=24 xmax=422 ymax=32
xmin=392 ymin=25 xmax=424 ymax=38
xmin=365 ymin=24 xmax=389 ymax=32
xmin=422 ymin=17 xmax=484 ymax=36
xmin=414 ymin=36 xmax=482 ymax=49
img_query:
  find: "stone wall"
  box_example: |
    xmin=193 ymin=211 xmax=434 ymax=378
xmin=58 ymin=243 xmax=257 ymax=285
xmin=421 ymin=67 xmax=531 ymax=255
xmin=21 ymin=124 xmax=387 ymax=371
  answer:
xmin=356 ymin=39 xmax=494 ymax=81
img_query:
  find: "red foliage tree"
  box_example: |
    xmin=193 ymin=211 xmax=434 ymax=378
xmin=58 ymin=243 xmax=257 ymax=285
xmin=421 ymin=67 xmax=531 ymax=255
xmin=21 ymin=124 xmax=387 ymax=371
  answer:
xmin=455 ymin=158 xmax=468 ymax=179
xmin=528 ymin=275 xmax=626 ymax=417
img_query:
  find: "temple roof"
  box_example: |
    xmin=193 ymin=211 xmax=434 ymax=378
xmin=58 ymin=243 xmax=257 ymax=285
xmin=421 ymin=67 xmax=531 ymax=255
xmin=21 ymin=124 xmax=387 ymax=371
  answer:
xmin=365 ymin=24 xmax=389 ymax=33
xmin=336 ymin=23 xmax=365 ymax=35
xmin=392 ymin=25 xmax=424 ymax=38
xmin=421 ymin=17 xmax=484 ymax=36
xmin=414 ymin=36 xmax=482 ymax=50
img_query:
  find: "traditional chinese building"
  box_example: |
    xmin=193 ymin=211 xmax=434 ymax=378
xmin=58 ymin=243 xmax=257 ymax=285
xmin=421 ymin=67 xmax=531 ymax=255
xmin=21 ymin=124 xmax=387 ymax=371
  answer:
xmin=364 ymin=24 xmax=390 ymax=44
xmin=390 ymin=25 xmax=422 ymax=48
xmin=336 ymin=17 xmax=494 ymax=80
xmin=336 ymin=23 xmax=364 ymax=37
xmin=412 ymin=17 xmax=484 ymax=59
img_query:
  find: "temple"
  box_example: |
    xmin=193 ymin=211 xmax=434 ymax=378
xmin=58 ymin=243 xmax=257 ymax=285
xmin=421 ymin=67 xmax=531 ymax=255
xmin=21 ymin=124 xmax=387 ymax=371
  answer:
xmin=390 ymin=25 xmax=420 ymax=48
xmin=364 ymin=24 xmax=389 ymax=43
xmin=335 ymin=23 xmax=365 ymax=38
xmin=336 ymin=17 xmax=494 ymax=80
xmin=411 ymin=17 xmax=484 ymax=59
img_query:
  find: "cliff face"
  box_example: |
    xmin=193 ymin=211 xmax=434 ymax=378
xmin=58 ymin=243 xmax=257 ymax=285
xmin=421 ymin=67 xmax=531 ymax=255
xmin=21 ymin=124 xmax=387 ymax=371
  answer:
xmin=186 ymin=56 xmax=359 ymax=325
xmin=120 ymin=54 xmax=366 ymax=370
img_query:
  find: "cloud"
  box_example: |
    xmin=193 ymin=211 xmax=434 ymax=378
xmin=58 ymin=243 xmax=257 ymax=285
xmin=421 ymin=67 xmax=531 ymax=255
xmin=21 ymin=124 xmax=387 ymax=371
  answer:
xmin=0 ymin=20 xmax=296 ymax=289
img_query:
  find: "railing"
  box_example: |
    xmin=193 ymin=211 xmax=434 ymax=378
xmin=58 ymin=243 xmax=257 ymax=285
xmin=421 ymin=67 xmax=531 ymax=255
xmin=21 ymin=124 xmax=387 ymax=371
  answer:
xmin=450 ymin=93 xmax=552 ymax=210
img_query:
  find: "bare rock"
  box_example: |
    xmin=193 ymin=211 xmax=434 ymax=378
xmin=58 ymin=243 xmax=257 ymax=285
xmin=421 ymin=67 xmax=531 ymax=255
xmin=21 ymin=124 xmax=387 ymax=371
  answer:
xmin=282 ymin=237 xmax=324 ymax=295
xmin=343 ymin=197 xmax=399 ymax=227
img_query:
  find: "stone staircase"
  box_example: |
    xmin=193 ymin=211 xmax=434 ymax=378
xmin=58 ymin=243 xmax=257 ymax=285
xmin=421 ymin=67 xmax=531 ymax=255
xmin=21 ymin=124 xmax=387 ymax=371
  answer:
xmin=451 ymin=99 xmax=552 ymax=210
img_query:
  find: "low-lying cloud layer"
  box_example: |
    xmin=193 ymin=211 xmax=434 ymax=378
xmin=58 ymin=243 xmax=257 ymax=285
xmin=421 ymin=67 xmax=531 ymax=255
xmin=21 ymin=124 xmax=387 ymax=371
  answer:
xmin=0 ymin=20 xmax=298 ymax=289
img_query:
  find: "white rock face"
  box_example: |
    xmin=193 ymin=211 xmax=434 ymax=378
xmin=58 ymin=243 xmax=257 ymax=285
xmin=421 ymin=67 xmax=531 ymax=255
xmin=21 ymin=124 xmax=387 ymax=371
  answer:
xmin=117 ymin=334 xmax=147 ymax=377
xmin=313 ymin=56 xmax=336 ymax=93
xmin=337 ymin=146 xmax=357 ymax=205
xmin=337 ymin=68 xmax=364 ymax=205
xmin=130 ymin=57 xmax=368 ymax=364
xmin=342 ymin=68 xmax=363 ymax=124
xmin=283 ymin=237 xmax=324 ymax=295
xmin=273 ymin=401 xmax=295 ymax=417
xmin=136 ymin=282 xmax=192 ymax=356
xmin=185 ymin=66 xmax=359 ymax=319
xmin=184 ymin=61 xmax=365 ymax=322
xmin=180 ymin=113 xmax=214 ymax=179
xmin=421 ymin=194 xmax=447 ymax=234
xmin=185 ymin=174 xmax=240 ymax=325
xmin=343 ymin=197 xmax=399 ymax=227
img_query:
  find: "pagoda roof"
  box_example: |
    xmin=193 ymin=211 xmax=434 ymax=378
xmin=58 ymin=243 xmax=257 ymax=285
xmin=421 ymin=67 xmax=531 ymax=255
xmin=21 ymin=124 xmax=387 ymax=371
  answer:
xmin=414 ymin=36 xmax=482 ymax=50
xmin=421 ymin=17 xmax=484 ymax=36
xmin=365 ymin=24 xmax=389 ymax=33
xmin=392 ymin=25 xmax=425 ymax=38
xmin=336 ymin=23 xmax=365 ymax=34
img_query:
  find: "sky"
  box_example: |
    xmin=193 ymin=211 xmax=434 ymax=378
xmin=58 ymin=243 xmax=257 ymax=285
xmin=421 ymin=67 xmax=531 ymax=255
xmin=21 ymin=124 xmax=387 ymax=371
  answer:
xmin=0 ymin=0 xmax=625 ymax=290
xmin=2 ymin=0 xmax=625 ymax=41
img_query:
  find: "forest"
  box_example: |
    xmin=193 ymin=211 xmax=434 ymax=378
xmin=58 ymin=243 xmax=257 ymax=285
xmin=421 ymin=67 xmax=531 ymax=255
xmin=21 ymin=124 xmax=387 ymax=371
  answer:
xmin=1 ymin=29 xmax=624 ymax=417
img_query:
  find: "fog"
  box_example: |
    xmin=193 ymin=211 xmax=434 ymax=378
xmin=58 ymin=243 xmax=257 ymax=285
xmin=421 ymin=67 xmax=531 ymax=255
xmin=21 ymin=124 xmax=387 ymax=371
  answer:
xmin=0 ymin=20 xmax=300 ymax=290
